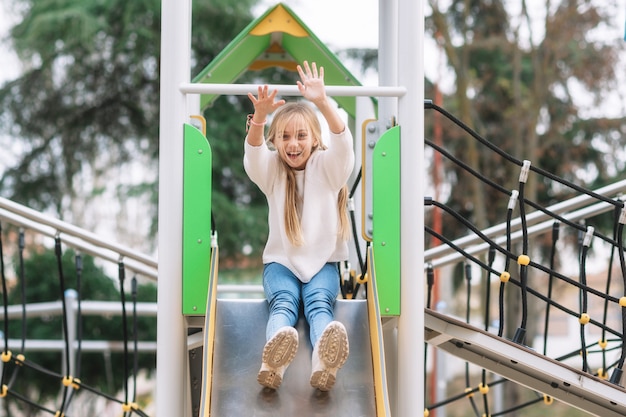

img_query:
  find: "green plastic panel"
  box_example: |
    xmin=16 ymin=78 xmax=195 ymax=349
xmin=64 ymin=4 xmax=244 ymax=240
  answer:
xmin=182 ymin=123 xmax=213 ymax=315
xmin=372 ymin=126 xmax=400 ymax=316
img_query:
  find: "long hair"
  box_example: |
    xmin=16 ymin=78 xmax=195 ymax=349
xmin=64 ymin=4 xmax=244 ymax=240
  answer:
xmin=267 ymin=102 xmax=351 ymax=246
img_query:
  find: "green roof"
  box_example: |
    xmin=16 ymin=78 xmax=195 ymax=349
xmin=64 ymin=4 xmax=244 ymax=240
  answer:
xmin=193 ymin=3 xmax=366 ymax=118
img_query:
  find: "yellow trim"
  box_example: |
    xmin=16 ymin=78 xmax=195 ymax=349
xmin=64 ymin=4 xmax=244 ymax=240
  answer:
xmin=361 ymin=119 xmax=377 ymax=242
xmin=200 ymin=245 xmax=220 ymax=417
xmin=249 ymin=60 xmax=298 ymax=72
xmin=367 ymin=247 xmax=391 ymax=416
xmin=190 ymin=115 xmax=206 ymax=137
xmin=250 ymin=4 xmax=308 ymax=37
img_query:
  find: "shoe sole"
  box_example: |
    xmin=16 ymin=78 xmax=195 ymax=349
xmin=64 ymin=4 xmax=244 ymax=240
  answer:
xmin=310 ymin=322 xmax=349 ymax=391
xmin=258 ymin=328 xmax=298 ymax=389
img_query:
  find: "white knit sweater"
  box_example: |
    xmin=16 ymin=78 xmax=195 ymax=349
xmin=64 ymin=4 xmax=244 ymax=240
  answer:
xmin=244 ymin=129 xmax=355 ymax=282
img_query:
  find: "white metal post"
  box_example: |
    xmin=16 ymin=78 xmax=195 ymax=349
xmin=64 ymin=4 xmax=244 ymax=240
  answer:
xmin=378 ymin=1 xmax=401 ymax=413
xmin=64 ymin=289 xmax=77 ymax=413
xmin=397 ymin=0 xmax=425 ymax=416
xmin=378 ymin=0 xmax=398 ymax=124
xmin=157 ymin=0 xmax=191 ymax=415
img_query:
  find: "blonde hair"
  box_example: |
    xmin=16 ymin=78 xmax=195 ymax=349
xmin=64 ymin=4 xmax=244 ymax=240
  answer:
xmin=267 ymin=102 xmax=351 ymax=246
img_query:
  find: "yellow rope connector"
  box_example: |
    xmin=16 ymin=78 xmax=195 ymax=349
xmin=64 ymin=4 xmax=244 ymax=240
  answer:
xmin=0 ymin=385 xmax=8 ymax=398
xmin=620 ymin=296 xmax=626 ymax=307
xmin=597 ymin=368 xmax=608 ymax=379
xmin=424 ymin=409 xmax=430 ymax=417
xmin=62 ymin=376 xmax=81 ymax=390
xmin=517 ymin=254 xmax=530 ymax=266
xmin=479 ymin=383 xmax=489 ymax=395
xmin=465 ymin=387 xmax=474 ymax=398
xmin=1 ymin=351 xmax=11 ymax=363
xmin=579 ymin=313 xmax=590 ymax=325
xmin=598 ymin=339 xmax=608 ymax=350
xmin=500 ymin=271 xmax=510 ymax=283
xmin=543 ymin=394 xmax=553 ymax=405
xmin=356 ymin=273 xmax=368 ymax=284
xmin=121 ymin=402 xmax=139 ymax=412
xmin=54 ymin=411 xmax=64 ymax=417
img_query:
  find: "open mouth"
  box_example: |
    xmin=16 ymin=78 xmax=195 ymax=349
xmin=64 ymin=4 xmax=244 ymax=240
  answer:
xmin=287 ymin=150 xmax=302 ymax=159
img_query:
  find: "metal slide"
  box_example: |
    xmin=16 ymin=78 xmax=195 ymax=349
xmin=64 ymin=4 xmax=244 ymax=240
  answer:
xmin=198 ymin=245 xmax=390 ymax=417
xmin=205 ymin=299 xmax=377 ymax=416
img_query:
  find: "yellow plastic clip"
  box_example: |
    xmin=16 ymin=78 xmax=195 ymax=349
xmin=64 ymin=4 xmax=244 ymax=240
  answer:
xmin=0 ymin=385 xmax=7 ymax=398
xmin=499 ymin=271 xmax=510 ymax=283
xmin=517 ymin=254 xmax=530 ymax=266
xmin=54 ymin=412 xmax=64 ymax=417
xmin=1 ymin=351 xmax=11 ymax=363
xmin=62 ymin=376 xmax=81 ymax=390
xmin=356 ymin=273 xmax=368 ymax=284
xmin=619 ymin=296 xmax=626 ymax=307
xmin=121 ymin=402 xmax=138 ymax=412
xmin=479 ymin=383 xmax=489 ymax=395
xmin=15 ymin=353 xmax=25 ymax=364
xmin=424 ymin=409 xmax=430 ymax=417
xmin=597 ymin=368 xmax=608 ymax=379
xmin=464 ymin=387 xmax=474 ymax=398
xmin=579 ymin=313 xmax=590 ymax=325
xmin=598 ymin=339 xmax=608 ymax=350
xmin=543 ymin=394 xmax=553 ymax=405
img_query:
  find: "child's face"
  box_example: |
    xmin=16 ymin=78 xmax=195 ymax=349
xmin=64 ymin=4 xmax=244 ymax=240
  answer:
xmin=276 ymin=118 xmax=318 ymax=170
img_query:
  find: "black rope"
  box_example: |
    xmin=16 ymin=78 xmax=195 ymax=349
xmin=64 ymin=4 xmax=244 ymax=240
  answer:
xmin=427 ymin=131 xmax=623 ymax=249
xmin=578 ymin=227 xmax=591 ymax=373
xmin=425 ymin=101 xmax=624 ymax=209
xmin=515 ymin=170 xmax=530 ymax=343
xmin=118 ymin=259 xmax=130 ymax=416
xmin=54 ymin=235 xmax=71 ymax=414
xmin=542 ymin=222 xmax=560 ymax=356
xmin=425 ymin=225 xmax=623 ymax=339
xmin=132 ymin=276 xmax=139 ymax=409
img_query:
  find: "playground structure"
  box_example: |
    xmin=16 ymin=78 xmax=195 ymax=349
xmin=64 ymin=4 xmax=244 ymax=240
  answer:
xmin=159 ymin=1 xmax=423 ymax=416
xmin=1 ymin=1 xmax=626 ymax=416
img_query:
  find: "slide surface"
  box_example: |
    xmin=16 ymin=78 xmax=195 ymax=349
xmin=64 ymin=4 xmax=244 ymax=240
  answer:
xmin=207 ymin=298 xmax=378 ymax=416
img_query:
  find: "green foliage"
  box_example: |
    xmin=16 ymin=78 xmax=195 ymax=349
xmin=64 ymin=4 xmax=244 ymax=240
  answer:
xmin=0 ymin=0 xmax=265 ymax=262
xmin=3 ymin=246 xmax=157 ymax=410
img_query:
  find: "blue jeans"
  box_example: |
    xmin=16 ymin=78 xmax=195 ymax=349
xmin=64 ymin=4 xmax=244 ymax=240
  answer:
xmin=263 ymin=262 xmax=340 ymax=347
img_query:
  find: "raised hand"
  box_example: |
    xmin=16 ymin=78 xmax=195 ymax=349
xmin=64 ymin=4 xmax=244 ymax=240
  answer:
xmin=247 ymin=85 xmax=285 ymax=120
xmin=296 ymin=61 xmax=327 ymax=105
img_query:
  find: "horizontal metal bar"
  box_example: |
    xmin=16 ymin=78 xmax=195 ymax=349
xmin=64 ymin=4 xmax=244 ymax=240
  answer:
xmin=4 ymin=339 xmax=157 ymax=353
xmin=0 ymin=197 xmax=157 ymax=273
xmin=427 ymin=199 xmax=616 ymax=269
xmin=0 ymin=301 xmax=158 ymax=320
xmin=179 ymin=83 xmax=407 ymax=97
xmin=425 ymin=179 xmax=626 ymax=262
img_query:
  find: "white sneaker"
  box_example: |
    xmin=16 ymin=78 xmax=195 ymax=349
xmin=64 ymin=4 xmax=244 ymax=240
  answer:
xmin=257 ymin=326 xmax=299 ymax=389
xmin=310 ymin=321 xmax=349 ymax=391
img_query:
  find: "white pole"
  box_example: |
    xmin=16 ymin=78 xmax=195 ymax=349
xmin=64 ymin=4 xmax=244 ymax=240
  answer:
xmin=378 ymin=0 xmax=398 ymax=124
xmin=379 ymin=1 xmax=400 ymax=413
xmin=157 ymin=0 xmax=190 ymax=415
xmin=397 ymin=1 xmax=425 ymax=417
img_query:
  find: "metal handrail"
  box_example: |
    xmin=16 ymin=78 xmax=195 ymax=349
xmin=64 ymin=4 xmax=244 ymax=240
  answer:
xmin=425 ymin=179 xmax=626 ymax=268
xmin=0 ymin=196 xmax=158 ymax=280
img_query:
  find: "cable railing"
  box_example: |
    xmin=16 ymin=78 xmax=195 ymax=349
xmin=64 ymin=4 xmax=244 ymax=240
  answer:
xmin=0 ymin=196 xmax=158 ymax=280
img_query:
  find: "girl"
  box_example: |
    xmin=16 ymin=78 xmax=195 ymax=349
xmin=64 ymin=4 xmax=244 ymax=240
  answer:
xmin=244 ymin=61 xmax=353 ymax=391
